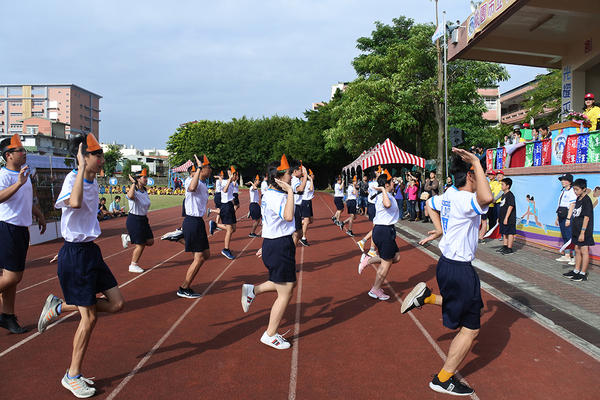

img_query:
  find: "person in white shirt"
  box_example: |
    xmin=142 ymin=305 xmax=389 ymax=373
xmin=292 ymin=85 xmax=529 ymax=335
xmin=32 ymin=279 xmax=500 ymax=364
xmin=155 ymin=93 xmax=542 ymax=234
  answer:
xmin=358 ymin=170 xmax=401 ymax=300
xmin=299 ymin=169 xmax=315 ymax=247
xmin=213 ymin=170 xmax=223 ymax=225
xmin=260 ymin=174 xmax=269 ymax=198
xmin=357 ymin=168 xmax=382 ymax=257
xmin=555 ymin=173 xmax=577 ymax=264
xmin=343 ymin=176 xmax=359 ymax=237
xmin=402 ymin=148 xmax=493 ymax=397
xmin=332 ymin=175 xmax=345 ymax=228
xmin=121 ymin=168 xmax=154 ymax=273
xmin=232 ymin=171 xmax=240 ymax=211
xmin=210 ymin=166 xmax=238 ymax=260
xmin=0 ymin=134 xmax=46 ymax=334
xmin=240 ymin=155 xmax=296 ymax=350
xmin=247 ymin=175 xmax=262 ymax=238
xmin=38 ymin=133 xmax=125 ymax=399
xmin=178 ymin=155 xmax=213 ymax=298
xmin=290 ymin=159 xmax=308 ymax=246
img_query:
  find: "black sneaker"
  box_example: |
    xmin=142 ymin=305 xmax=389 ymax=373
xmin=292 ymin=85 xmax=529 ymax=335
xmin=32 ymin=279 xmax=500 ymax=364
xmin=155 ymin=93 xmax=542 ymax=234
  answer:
xmin=401 ymin=282 xmax=432 ymax=314
xmin=496 ymin=246 xmax=507 ymax=253
xmin=339 ymin=221 xmax=344 ymax=231
xmin=209 ymin=220 xmax=217 ymax=235
xmin=429 ymin=375 xmax=474 ymax=396
xmin=562 ymin=270 xmax=578 ymax=278
xmin=177 ymin=287 xmax=202 ymax=299
xmin=571 ymin=273 xmax=588 ymax=282
xmin=346 ymin=230 xmax=355 ymax=237
xmin=0 ymin=314 xmax=28 ymax=334
xmin=501 ymin=248 xmax=513 ymax=255
xmin=249 ymin=233 xmax=260 ymax=238
xmin=331 ymin=216 xmax=337 ymax=224
xmin=299 ymin=238 xmax=309 ymax=247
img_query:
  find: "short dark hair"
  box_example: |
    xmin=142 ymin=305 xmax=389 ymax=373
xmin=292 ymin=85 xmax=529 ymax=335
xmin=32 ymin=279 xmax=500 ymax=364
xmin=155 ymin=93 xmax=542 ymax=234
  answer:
xmin=450 ymin=154 xmax=471 ymax=189
xmin=115 ymin=195 xmax=121 ymax=200
xmin=573 ymin=178 xmax=587 ymax=190
xmin=289 ymin=159 xmax=302 ymax=173
xmin=502 ymin=177 xmax=512 ymax=189
xmin=538 ymin=124 xmax=548 ymax=131
xmin=69 ymin=134 xmax=103 ymax=161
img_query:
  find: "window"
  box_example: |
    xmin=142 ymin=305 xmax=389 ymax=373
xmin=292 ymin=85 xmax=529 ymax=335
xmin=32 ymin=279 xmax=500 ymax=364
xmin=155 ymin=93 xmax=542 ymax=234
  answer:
xmin=484 ymin=97 xmax=497 ymax=110
xmin=26 ymin=126 xmax=39 ymax=135
xmin=10 ymin=124 xmax=22 ymax=128
xmin=33 ymin=101 xmax=44 ymax=106
xmin=11 ymin=102 xmax=22 ymax=107
xmin=10 ymin=112 xmax=23 ymax=117
xmin=32 ymin=111 xmax=44 ymax=117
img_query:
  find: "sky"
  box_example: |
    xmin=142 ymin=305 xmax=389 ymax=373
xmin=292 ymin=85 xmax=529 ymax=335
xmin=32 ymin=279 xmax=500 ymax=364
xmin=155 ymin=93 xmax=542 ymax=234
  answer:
xmin=3 ymin=0 xmax=545 ymax=150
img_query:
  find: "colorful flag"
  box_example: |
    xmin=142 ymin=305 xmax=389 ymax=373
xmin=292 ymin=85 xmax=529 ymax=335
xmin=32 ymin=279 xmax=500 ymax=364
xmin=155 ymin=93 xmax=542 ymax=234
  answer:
xmin=432 ymin=23 xmax=444 ymax=43
xmin=588 ymin=132 xmax=600 ymax=163
xmin=524 ymin=143 xmax=534 ymax=167
xmin=576 ymin=134 xmax=589 ymax=163
xmin=533 ymin=141 xmax=543 ymax=166
xmin=496 ymin=148 xmax=504 ymax=169
xmin=486 ymin=149 xmax=494 ymax=171
xmin=541 ymin=139 xmax=552 ymax=165
xmin=562 ymin=135 xmax=579 ymax=164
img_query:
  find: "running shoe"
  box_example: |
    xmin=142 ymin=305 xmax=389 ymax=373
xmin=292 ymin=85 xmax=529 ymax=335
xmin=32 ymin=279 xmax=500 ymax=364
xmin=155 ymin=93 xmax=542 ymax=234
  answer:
xmin=121 ymin=234 xmax=130 ymax=249
xmin=299 ymin=238 xmax=309 ymax=247
xmin=177 ymin=287 xmax=202 ymax=299
xmin=129 ymin=264 xmax=144 ymax=273
xmin=339 ymin=221 xmax=344 ymax=230
xmin=571 ymin=273 xmax=588 ymax=282
xmin=331 ymin=216 xmax=337 ymax=224
xmin=346 ymin=230 xmax=355 ymax=237
xmin=0 ymin=314 xmax=27 ymax=334
xmin=207 ymin=208 xmax=212 ymax=217
xmin=478 ymin=238 xmax=485 ymax=244
xmin=161 ymin=229 xmax=183 ymax=241
xmin=249 ymin=232 xmax=260 ymax=238
xmin=356 ymin=240 xmax=365 ymax=252
xmin=260 ymin=331 xmax=291 ymax=349
xmin=222 ymin=249 xmax=235 ymax=260
xmin=429 ymin=375 xmax=474 ymax=396
xmin=367 ymin=249 xmax=378 ymax=258
xmin=38 ymin=294 xmax=63 ymax=333
xmin=562 ymin=270 xmax=578 ymax=278
xmin=241 ymin=284 xmax=255 ymax=313
xmin=500 ymin=248 xmax=513 ymax=255
xmin=568 ymin=258 xmax=576 ymax=266
xmin=62 ymin=370 xmax=96 ymax=398
xmin=556 ymin=254 xmax=571 ymax=262
xmin=368 ymin=287 xmax=390 ymax=300
xmin=358 ymin=254 xmax=371 ymax=274
xmin=401 ymin=282 xmax=431 ymax=314
xmin=496 ymin=246 xmax=507 ymax=253
xmin=209 ymin=220 xmax=217 ymax=235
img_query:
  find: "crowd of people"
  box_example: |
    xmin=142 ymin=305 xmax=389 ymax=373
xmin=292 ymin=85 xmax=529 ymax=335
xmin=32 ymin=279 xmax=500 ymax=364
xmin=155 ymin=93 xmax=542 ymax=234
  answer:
xmin=0 ymin=130 xmax=596 ymax=398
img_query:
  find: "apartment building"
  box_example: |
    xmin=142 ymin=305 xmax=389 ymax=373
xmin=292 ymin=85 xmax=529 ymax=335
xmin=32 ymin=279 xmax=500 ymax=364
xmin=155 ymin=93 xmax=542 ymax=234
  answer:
xmin=101 ymin=142 xmax=170 ymax=176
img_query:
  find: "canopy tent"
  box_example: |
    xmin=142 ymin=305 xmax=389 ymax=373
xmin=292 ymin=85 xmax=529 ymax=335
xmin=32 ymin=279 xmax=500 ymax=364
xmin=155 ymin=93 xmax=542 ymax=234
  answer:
xmin=343 ymin=138 xmax=425 ymax=171
xmin=172 ymin=160 xmax=193 ymax=172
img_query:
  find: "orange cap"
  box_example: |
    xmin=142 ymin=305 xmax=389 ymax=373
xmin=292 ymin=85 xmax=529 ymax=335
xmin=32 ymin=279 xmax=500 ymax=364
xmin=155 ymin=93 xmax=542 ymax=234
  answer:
xmin=309 ymin=169 xmax=314 ymax=175
xmin=255 ymin=174 xmax=260 ymax=180
xmin=140 ymin=168 xmax=148 ymax=176
xmin=231 ymin=165 xmax=236 ymax=173
xmin=383 ymin=169 xmax=392 ymax=181
xmin=353 ymin=175 xmax=357 ymax=181
xmin=377 ymin=165 xmax=382 ymax=173
xmin=191 ymin=165 xmax=196 ymax=172
xmin=86 ymin=134 xmax=102 ymax=152
xmin=202 ymin=155 xmax=210 ymax=166
xmin=7 ymin=134 xmax=23 ymax=150
xmin=277 ymin=154 xmax=290 ymax=171
xmin=219 ymin=170 xmax=224 ymax=176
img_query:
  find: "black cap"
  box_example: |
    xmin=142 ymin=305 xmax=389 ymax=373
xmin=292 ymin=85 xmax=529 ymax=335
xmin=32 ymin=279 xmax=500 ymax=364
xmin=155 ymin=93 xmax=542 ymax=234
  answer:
xmin=558 ymin=173 xmax=573 ymax=183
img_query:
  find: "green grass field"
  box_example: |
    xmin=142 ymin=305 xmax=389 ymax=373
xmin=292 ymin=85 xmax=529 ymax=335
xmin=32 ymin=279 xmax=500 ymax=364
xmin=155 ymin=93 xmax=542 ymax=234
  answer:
xmin=100 ymin=194 xmax=190 ymax=212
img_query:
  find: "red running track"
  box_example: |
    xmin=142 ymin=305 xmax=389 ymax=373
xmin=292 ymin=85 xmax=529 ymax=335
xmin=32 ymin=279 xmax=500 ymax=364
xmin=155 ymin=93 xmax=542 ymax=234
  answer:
xmin=0 ymin=192 xmax=599 ymax=399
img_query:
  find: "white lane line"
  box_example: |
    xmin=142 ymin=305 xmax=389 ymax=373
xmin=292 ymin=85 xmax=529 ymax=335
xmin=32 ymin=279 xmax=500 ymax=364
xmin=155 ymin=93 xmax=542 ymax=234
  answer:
xmin=106 ymin=236 xmax=258 ymax=399
xmin=288 ymin=245 xmax=304 ymax=400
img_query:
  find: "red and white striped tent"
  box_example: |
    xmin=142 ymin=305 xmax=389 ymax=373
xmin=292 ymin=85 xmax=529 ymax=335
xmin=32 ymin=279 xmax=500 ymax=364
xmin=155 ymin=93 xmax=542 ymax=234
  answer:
xmin=172 ymin=160 xmax=193 ymax=172
xmin=344 ymin=138 xmax=425 ymax=171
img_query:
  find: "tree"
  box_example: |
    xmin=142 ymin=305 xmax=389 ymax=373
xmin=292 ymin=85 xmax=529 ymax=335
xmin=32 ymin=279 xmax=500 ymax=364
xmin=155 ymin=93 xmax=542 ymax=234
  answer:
xmin=103 ymin=144 xmax=122 ymax=177
xmin=122 ymin=159 xmax=150 ymax=178
xmin=522 ymin=69 xmax=561 ymax=125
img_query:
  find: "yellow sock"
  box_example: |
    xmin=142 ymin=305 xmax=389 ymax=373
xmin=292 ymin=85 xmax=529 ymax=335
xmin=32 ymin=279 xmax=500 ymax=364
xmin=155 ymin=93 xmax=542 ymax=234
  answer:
xmin=424 ymin=293 xmax=437 ymax=305
xmin=437 ymin=369 xmax=453 ymax=383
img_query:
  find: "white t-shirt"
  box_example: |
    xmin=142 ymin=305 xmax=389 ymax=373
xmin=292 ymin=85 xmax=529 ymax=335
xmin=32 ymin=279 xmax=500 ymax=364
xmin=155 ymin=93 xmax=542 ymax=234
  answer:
xmin=233 ymin=181 xmax=239 ymax=194
xmin=291 ymin=176 xmax=303 ymax=205
xmin=373 ymin=192 xmax=399 ymax=225
xmin=558 ymin=187 xmax=576 ymax=208
xmin=127 ymin=189 xmax=151 ymax=216
xmin=249 ymin=186 xmax=259 ymax=203
xmin=214 ymin=178 xmax=222 ymax=193
xmin=260 ymin=180 xmax=269 ymax=197
xmin=184 ymin=178 xmax=209 ymax=217
xmin=302 ymin=179 xmax=314 ymax=201
xmin=347 ymin=184 xmax=357 ymax=200
xmin=334 ymin=183 xmax=344 ymax=197
xmin=428 ymin=186 xmax=489 ymax=262
xmin=368 ymin=180 xmax=378 ymax=204
xmin=261 ymin=189 xmax=295 ymax=239
xmin=221 ymin=179 xmax=235 ymax=203
xmin=0 ymin=167 xmax=33 ymax=227
xmin=56 ymin=170 xmax=101 ymax=243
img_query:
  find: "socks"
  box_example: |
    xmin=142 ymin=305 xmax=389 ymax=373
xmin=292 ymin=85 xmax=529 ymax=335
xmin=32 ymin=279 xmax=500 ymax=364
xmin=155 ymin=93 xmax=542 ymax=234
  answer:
xmin=67 ymin=371 xmax=82 ymax=379
xmin=437 ymin=368 xmax=453 ymax=383
xmin=424 ymin=294 xmax=437 ymax=305
xmin=302 ymin=237 xmax=306 ymax=240
xmin=57 ymin=304 xmax=62 ymax=314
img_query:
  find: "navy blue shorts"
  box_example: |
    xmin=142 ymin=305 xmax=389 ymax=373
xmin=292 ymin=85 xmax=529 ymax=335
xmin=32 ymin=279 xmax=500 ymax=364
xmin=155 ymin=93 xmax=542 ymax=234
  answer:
xmin=372 ymin=225 xmax=399 ymax=260
xmin=0 ymin=221 xmax=29 ymax=272
xmin=436 ymin=256 xmax=483 ymax=330
xmin=182 ymin=216 xmax=210 ymax=253
xmin=57 ymin=241 xmax=118 ymax=307
xmin=220 ymin=201 xmax=237 ymax=225
xmin=294 ymin=205 xmax=302 ymax=231
xmin=347 ymin=199 xmax=357 ymax=215
xmin=181 ymin=199 xmax=186 ymax=217
xmin=214 ymin=192 xmax=222 ymax=209
xmin=262 ymin=235 xmax=296 ymax=283
xmin=233 ymin=193 xmax=240 ymax=206
xmin=249 ymin=202 xmax=261 ymax=220
xmin=300 ymin=200 xmax=313 ymax=218
xmin=126 ymin=214 xmax=154 ymax=244
xmin=367 ymin=203 xmax=376 ymax=221
xmin=499 ymin=223 xmax=516 ymax=236
xmin=334 ymin=197 xmax=344 ymax=211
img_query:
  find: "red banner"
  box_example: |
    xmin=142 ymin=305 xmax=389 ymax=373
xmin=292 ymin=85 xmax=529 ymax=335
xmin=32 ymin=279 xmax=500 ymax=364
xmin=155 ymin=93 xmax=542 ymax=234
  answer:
xmin=541 ymin=139 xmax=552 ymax=165
xmin=562 ymin=135 xmax=579 ymax=164
xmin=486 ymin=149 xmax=494 ymax=170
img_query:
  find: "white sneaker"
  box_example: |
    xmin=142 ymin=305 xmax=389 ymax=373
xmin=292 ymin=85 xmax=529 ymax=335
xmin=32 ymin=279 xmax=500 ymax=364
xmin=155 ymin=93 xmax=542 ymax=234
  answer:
xmin=121 ymin=234 xmax=130 ymax=249
xmin=241 ymin=284 xmax=255 ymax=313
xmin=129 ymin=264 xmax=144 ymax=273
xmin=568 ymin=258 xmax=576 ymax=266
xmin=260 ymin=331 xmax=291 ymax=349
xmin=62 ymin=370 xmax=96 ymax=398
xmin=556 ymin=254 xmax=571 ymax=262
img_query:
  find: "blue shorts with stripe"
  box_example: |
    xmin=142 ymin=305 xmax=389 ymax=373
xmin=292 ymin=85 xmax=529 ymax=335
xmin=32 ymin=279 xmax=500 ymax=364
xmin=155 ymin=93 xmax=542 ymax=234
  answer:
xmin=0 ymin=221 xmax=30 ymax=272
xmin=57 ymin=241 xmax=118 ymax=307
xmin=436 ymin=255 xmax=483 ymax=330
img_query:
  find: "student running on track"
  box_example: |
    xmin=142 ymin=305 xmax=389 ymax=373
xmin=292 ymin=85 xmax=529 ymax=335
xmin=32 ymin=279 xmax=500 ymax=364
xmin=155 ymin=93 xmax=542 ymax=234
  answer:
xmin=241 ymin=154 xmax=297 ymax=349
xmin=332 ymin=175 xmax=345 ymax=228
xmin=247 ymin=175 xmax=262 ymax=238
xmin=210 ymin=166 xmax=237 ymax=260
xmin=357 ymin=168 xmax=381 ymax=257
xmin=402 ymin=148 xmax=493 ymax=397
xmin=290 ymin=159 xmax=308 ymax=246
xmin=343 ymin=176 xmax=358 ymax=237
xmin=299 ymin=169 xmax=315 ymax=247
